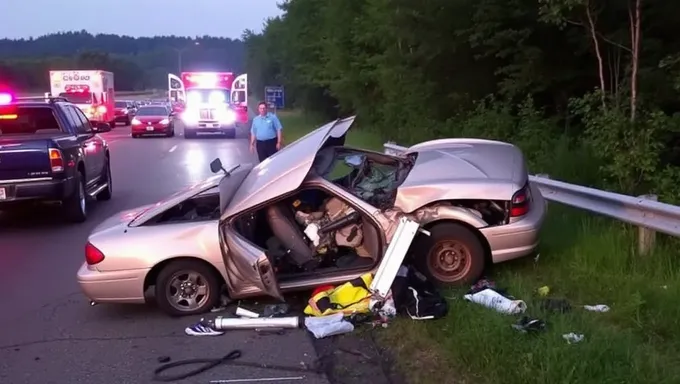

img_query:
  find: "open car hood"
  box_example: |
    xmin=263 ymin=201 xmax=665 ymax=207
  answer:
xmin=128 ymin=174 xmax=225 ymax=227
xmin=221 ymin=116 xmax=356 ymax=219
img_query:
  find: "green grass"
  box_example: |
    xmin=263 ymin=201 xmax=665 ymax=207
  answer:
xmin=278 ymin=110 xmax=680 ymax=384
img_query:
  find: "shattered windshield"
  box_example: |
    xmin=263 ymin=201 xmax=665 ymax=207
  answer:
xmin=319 ymin=149 xmax=408 ymax=208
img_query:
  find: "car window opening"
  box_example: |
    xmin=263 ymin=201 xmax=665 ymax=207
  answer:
xmin=232 ymin=187 xmax=382 ymax=281
xmin=149 ymin=188 xmax=221 ymax=224
xmin=314 ymin=147 xmax=415 ymax=209
xmin=0 ymin=106 xmax=61 ymax=135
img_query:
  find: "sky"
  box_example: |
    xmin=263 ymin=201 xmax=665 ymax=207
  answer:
xmin=1 ymin=0 xmax=285 ymax=39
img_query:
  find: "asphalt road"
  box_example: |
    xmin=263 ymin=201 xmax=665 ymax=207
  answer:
xmin=0 ymin=121 xmax=331 ymax=384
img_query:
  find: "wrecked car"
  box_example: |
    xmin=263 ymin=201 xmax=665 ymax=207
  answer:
xmin=77 ymin=116 xmax=546 ymax=316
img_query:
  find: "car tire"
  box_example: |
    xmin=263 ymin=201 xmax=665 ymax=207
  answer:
xmin=414 ymin=222 xmax=485 ymax=286
xmin=184 ymin=130 xmax=195 ymax=139
xmin=155 ymin=260 xmax=221 ymax=317
xmin=63 ymin=171 xmax=87 ymax=223
xmin=96 ymin=157 xmax=112 ymax=201
xmin=132 ymin=133 xmax=140 ymax=138
xmin=124 ymin=117 xmax=130 ymax=125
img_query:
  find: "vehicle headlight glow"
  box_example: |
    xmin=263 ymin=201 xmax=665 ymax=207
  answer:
xmin=159 ymin=118 xmax=170 ymax=125
xmin=187 ymin=91 xmax=202 ymax=105
xmin=131 ymin=118 xmax=141 ymax=125
xmin=181 ymin=109 xmax=199 ymax=124
xmin=218 ymin=109 xmax=237 ymax=124
xmin=208 ymin=91 xmax=226 ymax=104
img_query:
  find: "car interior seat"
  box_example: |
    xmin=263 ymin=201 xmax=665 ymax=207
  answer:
xmin=265 ymin=204 xmax=315 ymax=267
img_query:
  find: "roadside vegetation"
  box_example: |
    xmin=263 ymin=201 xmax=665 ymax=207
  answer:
xmin=258 ymin=0 xmax=680 ymax=379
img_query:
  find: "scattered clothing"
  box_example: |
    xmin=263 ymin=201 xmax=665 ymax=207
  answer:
xmin=562 ymin=332 xmax=584 ymax=344
xmin=304 ymin=273 xmax=373 ymax=316
xmin=512 ymin=316 xmax=546 ymax=333
xmin=392 ymin=265 xmax=448 ymax=320
xmin=464 ymin=288 xmax=527 ymax=315
xmin=584 ymin=304 xmax=610 ymax=312
xmin=185 ymin=321 xmax=224 ymax=336
xmin=305 ymin=313 xmax=354 ymax=339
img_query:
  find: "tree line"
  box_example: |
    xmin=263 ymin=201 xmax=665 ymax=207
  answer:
xmin=244 ymin=0 xmax=680 ymax=202
xmin=0 ymin=31 xmax=245 ymax=91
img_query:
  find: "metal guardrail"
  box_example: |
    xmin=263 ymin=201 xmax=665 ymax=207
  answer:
xmin=383 ymin=142 xmax=680 ymax=242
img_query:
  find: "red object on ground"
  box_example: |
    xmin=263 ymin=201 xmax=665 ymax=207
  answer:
xmin=312 ymin=285 xmax=335 ymax=297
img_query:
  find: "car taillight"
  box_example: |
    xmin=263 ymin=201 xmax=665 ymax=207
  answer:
xmin=48 ymin=148 xmax=64 ymax=172
xmin=97 ymin=105 xmax=107 ymax=113
xmin=85 ymin=242 xmax=105 ymax=265
xmin=510 ymin=184 xmax=531 ymax=217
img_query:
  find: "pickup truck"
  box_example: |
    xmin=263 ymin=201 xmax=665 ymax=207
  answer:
xmin=0 ymin=96 xmax=113 ymax=222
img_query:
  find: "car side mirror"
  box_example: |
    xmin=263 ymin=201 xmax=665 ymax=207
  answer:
xmin=210 ymin=158 xmax=223 ymax=174
xmin=94 ymin=122 xmax=111 ymax=133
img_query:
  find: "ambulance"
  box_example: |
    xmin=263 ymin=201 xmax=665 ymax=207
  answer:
xmin=49 ymin=70 xmax=116 ymax=125
xmin=167 ymin=71 xmax=247 ymax=138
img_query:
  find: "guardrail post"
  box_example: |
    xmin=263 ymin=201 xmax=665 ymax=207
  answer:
xmin=638 ymin=194 xmax=658 ymax=256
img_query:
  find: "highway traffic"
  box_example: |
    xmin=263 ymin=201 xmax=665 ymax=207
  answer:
xmin=0 ymin=121 xmax=330 ymax=384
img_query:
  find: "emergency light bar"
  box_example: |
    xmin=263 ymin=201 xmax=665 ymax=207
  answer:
xmin=0 ymin=93 xmax=12 ymax=105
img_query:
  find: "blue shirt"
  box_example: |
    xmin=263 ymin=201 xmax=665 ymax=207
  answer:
xmin=251 ymin=113 xmax=282 ymax=141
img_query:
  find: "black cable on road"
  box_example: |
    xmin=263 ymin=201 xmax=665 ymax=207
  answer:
xmin=152 ymin=349 xmax=324 ymax=382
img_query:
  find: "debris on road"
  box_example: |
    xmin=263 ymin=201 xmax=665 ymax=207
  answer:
xmin=583 ymin=304 xmax=610 ymax=312
xmin=562 ymin=333 xmax=585 ymax=344
xmin=464 ymin=288 xmax=527 ymax=315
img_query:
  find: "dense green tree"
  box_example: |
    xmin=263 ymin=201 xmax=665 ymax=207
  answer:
xmin=243 ymin=0 xmax=680 ymax=200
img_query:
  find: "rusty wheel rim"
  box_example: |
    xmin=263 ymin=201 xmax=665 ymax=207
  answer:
xmin=427 ymin=240 xmax=471 ymax=282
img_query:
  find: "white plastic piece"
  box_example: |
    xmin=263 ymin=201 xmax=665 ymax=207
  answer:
xmin=304 ymin=313 xmax=354 ymax=338
xmin=463 ymin=288 xmax=527 ymax=315
xmin=583 ymin=304 xmax=610 ymax=312
xmin=370 ymin=217 xmax=420 ymax=299
xmin=235 ymin=307 xmax=260 ymax=318
xmin=304 ymin=223 xmax=320 ymax=246
xmin=213 ymin=316 xmax=299 ymax=330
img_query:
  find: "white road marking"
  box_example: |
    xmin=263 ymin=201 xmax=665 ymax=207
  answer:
xmin=169 ymin=145 xmax=177 ymax=153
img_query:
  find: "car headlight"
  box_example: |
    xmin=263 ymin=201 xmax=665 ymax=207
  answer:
xmin=181 ymin=110 xmax=199 ymax=124
xmin=159 ymin=118 xmax=170 ymax=125
xmin=131 ymin=118 xmax=141 ymax=125
xmin=218 ymin=110 xmax=236 ymax=124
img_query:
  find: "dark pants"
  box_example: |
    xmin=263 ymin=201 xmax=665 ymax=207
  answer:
xmin=256 ymin=138 xmax=278 ymax=162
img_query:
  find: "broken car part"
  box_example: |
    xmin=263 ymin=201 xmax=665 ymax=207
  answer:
xmin=210 ymin=316 xmax=300 ymax=331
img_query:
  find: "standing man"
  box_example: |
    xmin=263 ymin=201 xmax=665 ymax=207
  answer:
xmin=250 ymin=101 xmax=284 ymax=162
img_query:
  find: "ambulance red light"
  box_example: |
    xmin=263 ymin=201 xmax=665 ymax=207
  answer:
xmin=0 ymin=93 xmax=13 ymax=105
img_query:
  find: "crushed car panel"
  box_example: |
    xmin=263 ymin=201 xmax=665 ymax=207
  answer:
xmin=394 ymin=139 xmax=528 ymax=213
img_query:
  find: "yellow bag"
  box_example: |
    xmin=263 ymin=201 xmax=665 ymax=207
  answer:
xmin=304 ymin=273 xmax=373 ymax=316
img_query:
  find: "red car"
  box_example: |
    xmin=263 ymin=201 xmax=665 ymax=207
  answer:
xmin=131 ymin=105 xmax=175 ymax=138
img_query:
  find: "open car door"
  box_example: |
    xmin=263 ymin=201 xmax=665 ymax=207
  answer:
xmin=230 ymin=74 xmax=248 ymax=124
xmin=220 ymin=226 xmax=283 ymax=301
xmin=167 ymin=73 xmax=185 ymax=105
xmin=230 ymin=74 xmax=247 ymax=107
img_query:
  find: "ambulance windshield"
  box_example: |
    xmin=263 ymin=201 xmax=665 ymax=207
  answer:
xmin=185 ymin=89 xmax=230 ymax=106
xmin=59 ymin=92 xmax=92 ymax=104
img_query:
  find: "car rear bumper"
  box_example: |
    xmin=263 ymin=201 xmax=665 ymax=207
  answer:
xmin=132 ymin=124 xmax=171 ymax=134
xmin=115 ymin=114 xmax=131 ymax=121
xmin=0 ymin=176 xmax=75 ymax=205
xmin=185 ymin=122 xmax=236 ymax=134
xmin=480 ymin=182 xmax=547 ymax=263
xmin=77 ymin=262 xmax=148 ymax=303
